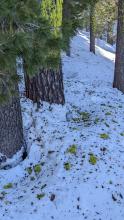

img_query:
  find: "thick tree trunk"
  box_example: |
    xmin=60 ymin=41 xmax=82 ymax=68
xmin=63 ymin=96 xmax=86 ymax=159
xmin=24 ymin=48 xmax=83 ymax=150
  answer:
xmin=25 ymin=63 xmax=65 ymax=105
xmin=113 ymin=0 xmax=124 ymax=92
xmin=0 ymin=94 xmax=24 ymax=158
xmin=90 ymin=3 xmax=96 ymax=54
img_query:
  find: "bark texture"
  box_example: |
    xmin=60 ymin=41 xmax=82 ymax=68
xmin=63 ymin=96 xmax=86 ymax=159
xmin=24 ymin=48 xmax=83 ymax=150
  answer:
xmin=0 ymin=95 xmax=24 ymax=158
xmin=25 ymin=64 xmax=65 ymax=105
xmin=113 ymin=0 xmax=124 ymax=92
xmin=90 ymin=3 xmax=96 ymax=54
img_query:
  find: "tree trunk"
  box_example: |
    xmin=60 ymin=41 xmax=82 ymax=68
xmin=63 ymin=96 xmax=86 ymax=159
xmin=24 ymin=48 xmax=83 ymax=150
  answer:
xmin=90 ymin=3 xmax=96 ymax=54
xmin=113 ymin=0 xmax=124 ymax=92
xmin=107 ymin=22 xmax=114 ymax=45
xmin=25 ymin=63 xmax=65 ymax=105
xmin=66 ymin=42 xmax=71 ymax=57
xmin=63 ymin=0 xmax=71 ymax=57
xmin=0 ymin=93 xmax=24 ymax=158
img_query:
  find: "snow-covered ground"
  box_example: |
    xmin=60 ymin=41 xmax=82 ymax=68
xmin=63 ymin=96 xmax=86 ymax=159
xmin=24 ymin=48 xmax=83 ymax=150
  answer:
xmin=0 ymin=31 xmax=124 ymax=220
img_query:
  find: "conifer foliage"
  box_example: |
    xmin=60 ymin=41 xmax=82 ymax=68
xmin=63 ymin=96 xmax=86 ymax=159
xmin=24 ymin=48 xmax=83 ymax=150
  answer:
xmin=0 ymin=0 xmax=52 ymax=100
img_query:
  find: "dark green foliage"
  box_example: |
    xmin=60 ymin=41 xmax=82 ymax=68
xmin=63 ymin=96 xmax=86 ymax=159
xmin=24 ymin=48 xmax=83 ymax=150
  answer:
xmin=0 ymin=0 xmax=61 ymax=101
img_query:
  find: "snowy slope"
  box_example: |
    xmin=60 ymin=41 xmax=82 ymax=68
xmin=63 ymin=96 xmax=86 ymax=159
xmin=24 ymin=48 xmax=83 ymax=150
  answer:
xmin=0 ymin=31 xmax=124 ymax=220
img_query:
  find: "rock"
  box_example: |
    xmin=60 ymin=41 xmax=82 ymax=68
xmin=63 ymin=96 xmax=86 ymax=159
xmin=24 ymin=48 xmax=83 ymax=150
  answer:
xmin=66 ymin=111 xmax=73 ymax=122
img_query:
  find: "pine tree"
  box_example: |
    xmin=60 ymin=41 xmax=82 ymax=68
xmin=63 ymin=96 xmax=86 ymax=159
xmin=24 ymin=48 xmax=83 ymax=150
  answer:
xmin=25 ymin=0 xmax=65 ymax=105
xmin=94 ymin=0 xmax=117 ymax=44
xmin=0 ymin=0 xmax=42 ymax=158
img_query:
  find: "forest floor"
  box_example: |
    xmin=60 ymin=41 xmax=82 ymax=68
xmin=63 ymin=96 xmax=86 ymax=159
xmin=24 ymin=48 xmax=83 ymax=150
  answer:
xmin=0 ymin=31 xmax=124 ymax=220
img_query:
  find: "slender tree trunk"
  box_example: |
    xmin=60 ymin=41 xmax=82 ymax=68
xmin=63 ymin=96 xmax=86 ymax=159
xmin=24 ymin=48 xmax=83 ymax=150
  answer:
xmin=0 ymin=92 xmax=24 ymax=158
xmin=63 ymin=0 xmax=71 ymax=57
xmin=90 ymin=3 xmax=96 ymax=54
xmin=85 ymin=20 xmax=90 ymax=32
xmin=66 ymin=42 xmax=71 ymax=57
xmin=107 ymin=22 xmax=114 ymax=45
xmin=25 ymin=63 xmax=65 ymax=105
xmin=113 ymin=0 xmax=124 ymax=92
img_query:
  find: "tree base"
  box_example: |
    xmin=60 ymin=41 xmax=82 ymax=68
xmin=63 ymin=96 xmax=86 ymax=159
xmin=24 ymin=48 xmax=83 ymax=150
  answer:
xmin=25 ymin=64 xmax=65 ymax=105
xmin=0 ymin=96 xmax=24 ymax=158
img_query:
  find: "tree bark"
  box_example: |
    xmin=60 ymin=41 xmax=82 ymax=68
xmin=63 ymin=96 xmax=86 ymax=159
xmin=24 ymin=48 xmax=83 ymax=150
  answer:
xmin=0 ymin=93 xmax=24 ymax=158
xmin=25 ymin=63 xmax=65 ymax=105
xmin=113 ymin=0 xmax=124 ymax=92
xmin=90 ymin=3 xmax=96 ymax=54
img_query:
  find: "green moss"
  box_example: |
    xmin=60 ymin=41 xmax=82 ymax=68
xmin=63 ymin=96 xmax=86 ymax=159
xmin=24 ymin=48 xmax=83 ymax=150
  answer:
xmin=89 ymin=154 xmax=97 ymax=165
xmin=27 ymin=167 xmax=32 ymax=175
xmin=3 ymin=183 xmax=13 ymax=189
xmin=105 ymin=112 xmax=111 ymax=116
xmin=34 ymin=164 xmax=41 ymax=174
xmin=100 ymin=133 xmax=109 ymax=139
xmin=36 ymin=193 xmax=45 ymax=200
xmin=67 ymin=145 xmax=77 ymax=154
xmin=64 ymin=162 xmax=71 ymax=171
